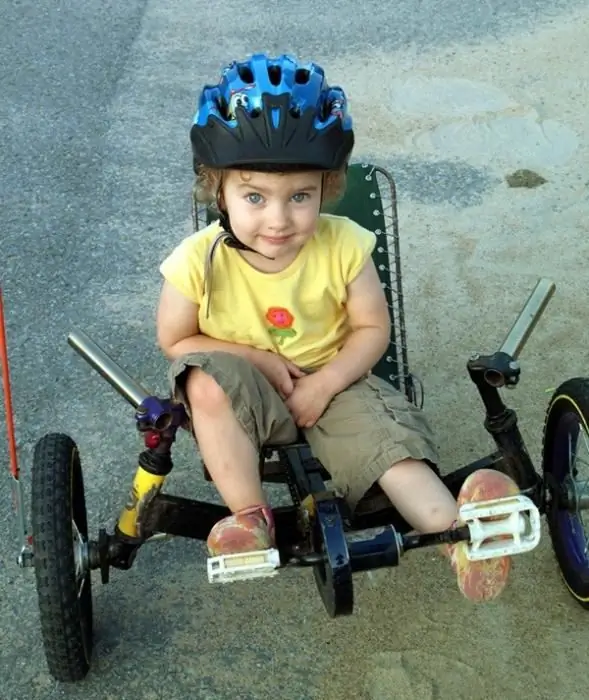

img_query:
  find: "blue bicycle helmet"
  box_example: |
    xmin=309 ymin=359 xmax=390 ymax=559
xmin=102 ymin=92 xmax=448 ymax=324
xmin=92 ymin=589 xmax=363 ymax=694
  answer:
xmin=190 ymin=53 xmax=354 ymax=172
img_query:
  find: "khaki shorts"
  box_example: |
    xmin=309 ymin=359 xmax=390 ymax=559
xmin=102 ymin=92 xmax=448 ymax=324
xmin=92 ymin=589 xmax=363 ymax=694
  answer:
xmin=168 ymin=351 xmax=440 ymax=512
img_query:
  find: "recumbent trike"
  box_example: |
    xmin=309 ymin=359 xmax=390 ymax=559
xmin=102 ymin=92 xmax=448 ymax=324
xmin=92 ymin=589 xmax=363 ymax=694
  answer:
xmin=2 ymin=163 xmax=589 ymax=685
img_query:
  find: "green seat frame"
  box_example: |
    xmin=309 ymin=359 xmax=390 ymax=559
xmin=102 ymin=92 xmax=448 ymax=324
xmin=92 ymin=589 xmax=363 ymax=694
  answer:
xmin=191 ymin=162 xmax=419 ymax=407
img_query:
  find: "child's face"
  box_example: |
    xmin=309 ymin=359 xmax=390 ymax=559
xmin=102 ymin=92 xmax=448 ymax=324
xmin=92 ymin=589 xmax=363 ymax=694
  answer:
xmin=221 ymin=169 xmax=323 ymax=262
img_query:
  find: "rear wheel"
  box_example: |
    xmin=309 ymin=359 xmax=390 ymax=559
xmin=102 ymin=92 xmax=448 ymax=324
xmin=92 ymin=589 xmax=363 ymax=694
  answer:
xmin=31 ymin=433 xmax=93 ymax=681
xmin=543 ymin=378 xmax=589 ymax=608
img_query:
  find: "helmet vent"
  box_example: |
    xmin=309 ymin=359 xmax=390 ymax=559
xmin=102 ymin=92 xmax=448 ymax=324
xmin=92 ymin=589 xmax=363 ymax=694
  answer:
xmin=216 ymin=96 xmax=230 ymax=120
xmin=237 ymin=65 xmax=254 ymax=84
xmin=294 ymin=69 xmax=310 ymax=84
xmin=267 ymin=64 xmax=282 ymax=86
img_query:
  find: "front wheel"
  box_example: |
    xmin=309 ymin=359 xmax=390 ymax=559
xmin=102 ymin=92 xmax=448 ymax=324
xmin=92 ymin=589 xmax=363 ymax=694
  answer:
xmin=543 ymin=378 xmax=589 ymax=609
xmin=31 ymin=433 xmax=94 ymax=681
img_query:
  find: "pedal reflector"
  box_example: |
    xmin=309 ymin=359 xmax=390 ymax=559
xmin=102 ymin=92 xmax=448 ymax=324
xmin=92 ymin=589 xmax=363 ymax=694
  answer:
xmin=458 ymin=494 xmax=541 ymax=561
xmin=207 ymin=548 xmax=281 ymax=583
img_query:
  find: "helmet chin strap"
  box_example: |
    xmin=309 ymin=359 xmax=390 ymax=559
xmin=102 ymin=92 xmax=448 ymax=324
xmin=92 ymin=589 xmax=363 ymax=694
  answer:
xmin=218 ymin=210 xmax=276 ymax=261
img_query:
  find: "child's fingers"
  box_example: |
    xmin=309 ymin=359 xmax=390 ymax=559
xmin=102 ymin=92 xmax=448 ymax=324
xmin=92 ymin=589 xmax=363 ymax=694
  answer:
xmin=285 ymin=360 xmax=305 ymax=377
xmin=279 ymin=370 xmax=295 ymax=397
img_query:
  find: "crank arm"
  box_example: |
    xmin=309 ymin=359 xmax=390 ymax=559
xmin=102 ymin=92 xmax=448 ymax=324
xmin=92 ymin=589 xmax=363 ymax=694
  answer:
xmin=458 ymin=494 xmax=541 ymax=561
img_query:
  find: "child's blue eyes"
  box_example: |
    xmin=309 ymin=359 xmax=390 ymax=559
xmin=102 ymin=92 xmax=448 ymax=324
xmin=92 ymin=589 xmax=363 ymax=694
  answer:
xmin=245 ymin=193 xmax=310 ymax=204
xmin=245 ymin=193 xmax=262 ymax=204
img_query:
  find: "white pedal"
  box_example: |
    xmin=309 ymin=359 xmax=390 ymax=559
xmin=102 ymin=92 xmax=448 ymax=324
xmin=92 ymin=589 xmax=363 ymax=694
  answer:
xmin=458 ymin=494 xmax=541 ymax=561
xmin=207 ymin=548 xmax=281 ymax=583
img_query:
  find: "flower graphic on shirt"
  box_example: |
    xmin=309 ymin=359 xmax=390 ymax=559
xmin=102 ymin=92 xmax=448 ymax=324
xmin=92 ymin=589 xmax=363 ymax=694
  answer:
xmin=266 ymin=306 xmax=297 ymax=346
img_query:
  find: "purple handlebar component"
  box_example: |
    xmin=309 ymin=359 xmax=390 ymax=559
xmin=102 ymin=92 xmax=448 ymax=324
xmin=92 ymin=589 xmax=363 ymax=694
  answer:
xmin=135 ymin=396 xmax=187 ymax=432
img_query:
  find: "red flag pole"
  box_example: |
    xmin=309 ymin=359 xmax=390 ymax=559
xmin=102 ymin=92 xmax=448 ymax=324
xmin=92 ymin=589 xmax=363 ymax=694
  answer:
xmin=0 ymin=287 xmax=32 ymax=566
xmin=0 ymin=286 xmax=19 ymax=480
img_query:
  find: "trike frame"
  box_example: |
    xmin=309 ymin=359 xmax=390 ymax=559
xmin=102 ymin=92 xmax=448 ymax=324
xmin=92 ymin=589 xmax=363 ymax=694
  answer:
xmin=58 ymin=274 xmax=553 ymax=617
xmin=3 ymin=158 xmax=589 ymax=683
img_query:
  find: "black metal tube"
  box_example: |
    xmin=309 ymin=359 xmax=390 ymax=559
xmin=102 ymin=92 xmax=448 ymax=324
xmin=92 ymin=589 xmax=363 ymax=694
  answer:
xmin=402 ymin=525 xmax=471 ymax=552
xmin=68 ymin=329 xmax=150 ymax=408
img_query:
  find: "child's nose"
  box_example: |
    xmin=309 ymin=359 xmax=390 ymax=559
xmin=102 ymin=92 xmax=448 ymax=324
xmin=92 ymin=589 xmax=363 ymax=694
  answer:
xmin=266 ymin=203 xmax=290 ymax=230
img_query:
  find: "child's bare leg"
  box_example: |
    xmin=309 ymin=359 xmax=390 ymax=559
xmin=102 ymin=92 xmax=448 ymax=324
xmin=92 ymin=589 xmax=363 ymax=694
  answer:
xmin=377 ymin=461 xmax=518 ymax=602
xmin=185 ymin=367 xmax=274 ymax=555
xmin=186 ymin=367 xmax=264 ymax=511
xmin=377 ymin=458 xmax=457 ymax=533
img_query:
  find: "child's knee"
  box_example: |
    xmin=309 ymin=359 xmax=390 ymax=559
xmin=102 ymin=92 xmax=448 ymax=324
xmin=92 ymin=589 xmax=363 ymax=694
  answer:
xmin=185 ymin=367 xmax=230 ymax=413
xmin=420 ymin=504 xmax=457 ymax=532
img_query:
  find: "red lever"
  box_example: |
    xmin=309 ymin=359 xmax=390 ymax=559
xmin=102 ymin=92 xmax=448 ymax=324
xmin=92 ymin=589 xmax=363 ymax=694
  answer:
xmin=144 ymin=431 xmax=160 ymax=449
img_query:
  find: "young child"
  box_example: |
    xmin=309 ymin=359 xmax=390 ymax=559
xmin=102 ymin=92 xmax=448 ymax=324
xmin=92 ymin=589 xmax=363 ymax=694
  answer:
xmin=156 ymin=53 xmax=520 ymax=603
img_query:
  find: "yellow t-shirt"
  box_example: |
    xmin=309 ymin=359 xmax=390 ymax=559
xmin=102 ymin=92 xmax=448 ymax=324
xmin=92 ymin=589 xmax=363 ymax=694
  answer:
xmin=159 ymin=213 xmax=376 ymax=369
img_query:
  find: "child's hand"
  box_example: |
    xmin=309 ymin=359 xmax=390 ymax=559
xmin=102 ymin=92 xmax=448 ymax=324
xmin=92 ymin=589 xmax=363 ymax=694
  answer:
xmin=250 ymin=349 xmax=305 ymax=399
xmin=285 ymin=373 xmax=336 ymax=428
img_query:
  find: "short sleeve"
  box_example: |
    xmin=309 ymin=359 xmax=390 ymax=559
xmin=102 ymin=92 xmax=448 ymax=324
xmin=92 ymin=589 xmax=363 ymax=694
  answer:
xmin=339 ymin=219 xmax=377 ymax=284
xmin=159 ymin=235 xmax=205 ymax=305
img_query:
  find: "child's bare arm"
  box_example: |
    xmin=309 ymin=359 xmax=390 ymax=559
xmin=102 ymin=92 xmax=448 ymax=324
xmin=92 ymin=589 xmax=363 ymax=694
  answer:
xmin=315 ymin=259 xmax=390 ymax=395
xmin=156 ymin=280 xmax=258 ymax=362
